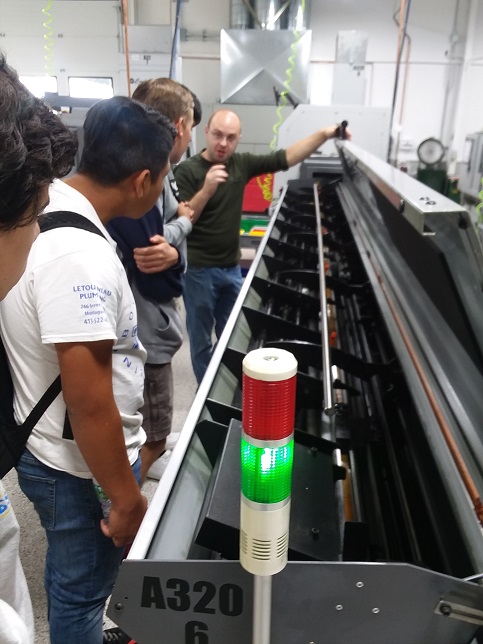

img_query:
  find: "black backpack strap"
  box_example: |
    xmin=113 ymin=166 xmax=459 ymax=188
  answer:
xmin=39 ymin=210 xmax=109 ymax=241
xmin=1 ymin=330 xmax=61 ymax=438
xmin=21 ymin=211 xmax=110 ymax=440
xmin=0 ymin=336 xmax=61 ymax=474
xmin=22 ymin=374 xmax=62 ymax=434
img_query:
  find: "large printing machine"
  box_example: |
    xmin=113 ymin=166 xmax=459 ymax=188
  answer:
xmin=109 ymin=141 xmax=483 ymax=644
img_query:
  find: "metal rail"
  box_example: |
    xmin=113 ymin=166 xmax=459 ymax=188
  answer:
xmin=313 ymin=183 xmax=335 ymax=420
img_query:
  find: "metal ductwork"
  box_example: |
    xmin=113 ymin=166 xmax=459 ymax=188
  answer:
xmin=285 ymin=0 xmax=310 ymax=30
xmin=223 ymin=0 xmax=312 ymax=104
xmin=229 ymin=0 xmax=311 ymax=30
xmin=229 ymin=0 xmax=251 ymax=28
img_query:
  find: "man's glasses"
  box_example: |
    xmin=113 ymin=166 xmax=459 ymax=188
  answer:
xmin=208 ymin=129 xmax=240 ymax=144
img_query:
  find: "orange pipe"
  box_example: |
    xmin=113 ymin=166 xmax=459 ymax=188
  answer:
xmin=122 ymin=0 xmax=131 ymax=97
xmin=395 ymin=1 xmax=406 ymax=68
xmin=372 ymin=262 xmax=483 ymax=525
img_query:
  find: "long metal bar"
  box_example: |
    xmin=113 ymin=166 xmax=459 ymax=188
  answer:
xmin=313 ymin=183 xmax=334 ymax=416
xmin=314 ymin=183 xmax=344 ymax=554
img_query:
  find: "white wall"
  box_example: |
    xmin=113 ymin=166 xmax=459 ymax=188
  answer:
xmin=1 ymin=0 xmax=482 ymax=167
xmin=0 ymin=1 xmax=121 ymax=95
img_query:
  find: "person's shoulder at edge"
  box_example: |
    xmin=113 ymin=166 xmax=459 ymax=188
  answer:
xmin=173 ymin=150 xmax=207 ymax=174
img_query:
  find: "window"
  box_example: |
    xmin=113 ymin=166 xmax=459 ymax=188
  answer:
xmin=68 ymin=77 xmax=114 ymax=99
xmin=19 ymin=75 xmax=57 ymax=98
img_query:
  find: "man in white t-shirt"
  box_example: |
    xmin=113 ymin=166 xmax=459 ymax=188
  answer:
xmin=0 ymin=55 xmax=78 ymax=644
xmin=0 ymin=96 xmax=177 ymax=644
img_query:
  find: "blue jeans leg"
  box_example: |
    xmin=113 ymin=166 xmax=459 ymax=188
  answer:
xmin=184 ymin=265 xmax=243 ymax=384
xmin=16 ymin=449 xmax=141 ymax=644
xmin=213 ymin=265 xmax=243 ymax=340
xmin=184 ymin=266 xmax=217 ymax=385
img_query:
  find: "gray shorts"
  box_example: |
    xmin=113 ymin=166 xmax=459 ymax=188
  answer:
xmin=140 ymin=363 xmax=173 ymax=442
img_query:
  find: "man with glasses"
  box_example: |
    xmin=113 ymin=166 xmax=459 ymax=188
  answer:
xmin=174 ymin=108 xmax=350 ymax=384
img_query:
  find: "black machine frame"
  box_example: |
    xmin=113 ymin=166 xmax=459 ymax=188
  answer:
xmin=109 ymin=142 xmax=483 ymax=644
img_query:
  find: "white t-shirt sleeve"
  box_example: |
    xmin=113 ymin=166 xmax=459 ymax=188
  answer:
xmin=33 ymin=245 xmax=121 ymax=344
xmin=0 ymin=600 xmax=31 ymax=644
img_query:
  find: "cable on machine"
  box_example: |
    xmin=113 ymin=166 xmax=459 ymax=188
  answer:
xmin=121 ymin=0 xmax=131 ymax=97
xmin=476 ymin=177 xmax=483 ymax=225
xmin=169 ymin=0 xmax=183 ymax=79
xmin=269 ymin=0 xmax=305 ymax=152
xmin=259 ymin=0 xmax=306 ymax=204
xmin=42 ymin=0 xmax=54 ymax=77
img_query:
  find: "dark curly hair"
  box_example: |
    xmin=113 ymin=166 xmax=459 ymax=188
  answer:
xmin=0 ymin=54 xmax=78 ymax=231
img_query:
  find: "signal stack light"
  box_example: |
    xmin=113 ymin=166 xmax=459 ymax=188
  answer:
xmin=240 ymin=348 xmax=298 ymax=576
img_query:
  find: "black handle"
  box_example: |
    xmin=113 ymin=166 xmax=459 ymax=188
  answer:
xmin=335 ymin=120 xmax=349 ymax=140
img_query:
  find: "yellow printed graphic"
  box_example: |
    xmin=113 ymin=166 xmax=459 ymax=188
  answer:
xmin=256 ymin=173 xmax=274 ymax=203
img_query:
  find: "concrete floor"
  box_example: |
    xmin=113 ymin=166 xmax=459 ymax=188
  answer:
xmin=3 ymin=305 xmax=197 ymax=643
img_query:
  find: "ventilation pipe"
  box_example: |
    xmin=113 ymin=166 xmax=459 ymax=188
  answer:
xmin=286 ymin=0 xmax=309 ymax=30
xmin=229 ymin=0 xmax=310 ymax=31
xmin=255 ymin=0 xmax=285 ymax=30
xmin=170 ymin=0 xmax=183 ymax=78
xmin=229 ymin=0 xmax=251 ymax=28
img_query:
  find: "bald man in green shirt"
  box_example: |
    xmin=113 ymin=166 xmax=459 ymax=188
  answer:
xmin=174 ymin=109 xmax=349 ymax=384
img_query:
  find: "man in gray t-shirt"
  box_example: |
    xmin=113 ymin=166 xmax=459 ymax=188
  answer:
xmin=108 ymin=79 xmax=200 ymax=484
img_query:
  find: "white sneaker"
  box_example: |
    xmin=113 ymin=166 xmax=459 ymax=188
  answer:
xmin=166 ymin=432 xmax=180 ymax=451
xmin=147 ymin=450 xmax=172 ymax=481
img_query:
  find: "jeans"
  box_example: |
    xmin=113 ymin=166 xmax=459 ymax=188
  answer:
xmin=184 ymin=265 xmax=243 ymax=384
xmin=16 ymin=449 xmax=141 ymax=644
